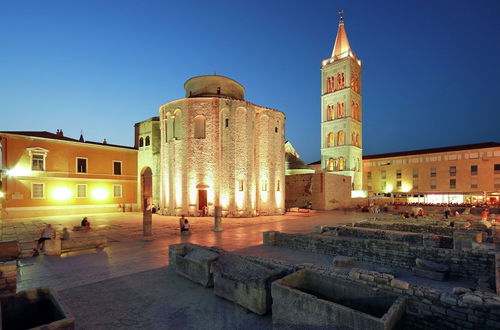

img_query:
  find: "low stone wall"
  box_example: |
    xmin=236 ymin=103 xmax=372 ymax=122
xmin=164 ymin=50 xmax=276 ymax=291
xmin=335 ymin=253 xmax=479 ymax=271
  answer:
xmin=324 ymin=226 xmax=425 ymax=246
xmin=0 ymin=261 xmax=16 ymax=296
xmin=0 ymin=241 xmax=20 ymax=262
xmin=354 ymin=221 xmax=457 ymax=236
xmin=247 ymin=255 xmax=500 ymax=329
xmin=264 ymin=231 xmax=495 ymax=288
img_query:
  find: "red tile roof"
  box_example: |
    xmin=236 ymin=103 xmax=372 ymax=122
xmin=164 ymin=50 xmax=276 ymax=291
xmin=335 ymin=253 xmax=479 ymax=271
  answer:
xmin=0 ymin=131 xmax=137 ymax=150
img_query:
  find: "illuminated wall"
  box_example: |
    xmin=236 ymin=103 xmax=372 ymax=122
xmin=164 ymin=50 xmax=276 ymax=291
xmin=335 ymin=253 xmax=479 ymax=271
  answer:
xmin=157 ymin=75 xmax=285 ymax=217
xmin=0 ymin=133 xmax=138 ymax=219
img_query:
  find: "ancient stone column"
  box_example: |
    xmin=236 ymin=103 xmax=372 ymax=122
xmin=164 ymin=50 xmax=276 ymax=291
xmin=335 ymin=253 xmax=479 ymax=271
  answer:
xmin=143 ymin=209 xmax=153 ymax=240
xmin=213 ymin=205 xmax=223 ymax=232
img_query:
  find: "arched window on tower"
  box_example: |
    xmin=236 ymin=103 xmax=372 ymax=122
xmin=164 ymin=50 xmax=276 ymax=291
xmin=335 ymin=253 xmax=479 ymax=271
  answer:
xmin=194 ymin=115 xmax=206 ymax=139
xmin=337 ymin=131 xmax=345 ymax=146
xmin=164 ymin=119 xmax=168 ymax=142
xmin=341 ymin=73 xmax=345 ymax=88
xmin=139 ymin=137 xmax=144 ymax=148
xmin=327 ymin=132 xmax=334 ymax=147
xmin=351 ymin=132 xmax=355 ymax=146
xmin=338 ymin=157 xmax=345 ymax=171
xmin=356 ymin=134 xmax=360 ymax=147
xmin=145 ymin=136 xmax=150 ymax=146
xmin=337 ymin=74 xmax=341 ymax=88
xmin=328 ymin=158 xmax=335 ymax=171
xmin=173 ymin=109 xmax=182 ymax=139
xmin=326 ymin=105 xmax=334 ymax=121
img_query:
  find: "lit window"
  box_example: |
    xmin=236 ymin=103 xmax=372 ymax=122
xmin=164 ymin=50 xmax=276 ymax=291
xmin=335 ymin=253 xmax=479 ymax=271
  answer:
xmin=328 ymin=158 xmax=335 ymax=171
xmin=77 ymin=158 xmax=87 ymax=173
xmin=32 ymin=154 xmax=45 ymax=171
xmin=327 ymin=133 xmax=334 ymax=147
xmin=194 ymin=115 xmax=206 ymax=139
xmin=337 ymin=131 xmax=345 ymax=145
xmin=471 ymin=178 xmax=478 ymax=189
xmin=495 ymin=178 xmax=500 ymax=189
xmin=113 ymin=161 xmax=122 ymax=175
xmin=77 ymin=184 xmax=87 ymax=198
xmin=381 ymin=181 xmax=386 ymax=190
xmin=32 ymin=183 xmax=45 ymax=199
xmin=338 ymin=157 xmax=345 ymax=171
xmin=113 ymin=184 xmax=122 ymax=198
xmin=413 ymin=168 xmax=418 ymax=178
xmin=397 ymin=180 xmax=402 ymax=188
xmin=381 ymin=170 xmax=386 ymax=179
xmin=430 ymin=168 xmax=436 ymax=177
xmin=261 ymin=180 xmax=268 ymax=192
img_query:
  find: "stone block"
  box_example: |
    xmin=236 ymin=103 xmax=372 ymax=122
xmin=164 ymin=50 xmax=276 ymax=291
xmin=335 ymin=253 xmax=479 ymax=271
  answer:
xmin=452 ymin=287 xmax=472 ymax=295
xmin=332 ymin=256 xmax=353 ymax=267
xmin=170 ymin=243 xmax=221 ymax=287
xmin=44 ymin=238 xmax=61 ymax=256
xmin=213 ymin=254 xmax=289 ymax=315
xmin=415 ymin=258 xmax=449 ymax=272
xmin=390 ymin=279 xmax=410 ymax=290
xmin=61 ymin=236 xmax=107 ymax=253
xmin=0 ymin=241 xmax=20 ymax=261
xmin=440 ymin=293 xmax=457 ymax=306
xmin=461 ymin=294 xmax=483 ymax=306
xmin=0 ymin=287 xmax=74 ymax=329
xmin=272 ymin=269 xmax=406 ymax=329
xmin=454 ymin=230 xmax=483 ymax=250
xmin=412 ymin=267 xmax=446 ymax=281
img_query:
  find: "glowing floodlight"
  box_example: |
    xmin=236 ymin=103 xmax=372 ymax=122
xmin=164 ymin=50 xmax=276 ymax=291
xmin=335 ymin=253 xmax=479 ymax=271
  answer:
xmin=6 ymin=167 xmax=30 ymax=177
xmin=51 ymin=187 xmax=72 ymax=201
xmin=0 ymin=191 xmax=4 ymax=198
xmin=91 ymin=187 xmax=109 ymax=201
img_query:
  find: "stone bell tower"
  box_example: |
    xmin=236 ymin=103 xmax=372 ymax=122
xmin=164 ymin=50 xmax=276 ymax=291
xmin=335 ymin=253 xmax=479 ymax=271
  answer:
xmin=320 ymin=10 xmax=363 ymax=190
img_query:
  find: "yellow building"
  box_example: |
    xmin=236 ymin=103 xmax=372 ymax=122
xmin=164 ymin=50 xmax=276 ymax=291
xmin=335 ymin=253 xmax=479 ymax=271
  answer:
xmin=0 ymin=131 xmax=138 ymax=219
xmin=362 ymin=142 xmax=500 ymax=204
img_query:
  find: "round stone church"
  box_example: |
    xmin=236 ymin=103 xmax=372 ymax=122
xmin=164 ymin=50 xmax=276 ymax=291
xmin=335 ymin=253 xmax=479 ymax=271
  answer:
xmin=155 ymin=75 xmax=285 ymax=217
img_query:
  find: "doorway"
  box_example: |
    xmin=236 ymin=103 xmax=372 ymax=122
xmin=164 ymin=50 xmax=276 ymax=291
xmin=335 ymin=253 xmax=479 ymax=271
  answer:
xmin=198 ymin=190 xmax=207 ymax=214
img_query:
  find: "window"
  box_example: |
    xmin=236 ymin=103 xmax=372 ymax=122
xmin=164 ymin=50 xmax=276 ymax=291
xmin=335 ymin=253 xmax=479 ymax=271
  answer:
xmin=396 ymin=170 xmax=402 ymax=179
xmin=337 ymin=131 xmax=345 ymax=145
xmin=32 ymin=154 xmax=45 ymax=171
xmin=327 ymin=133 xmax=334 ymax=147
xmin=338 ymin=157 xmax=345 ymax=171
xmin=471 ymin=165 xmax=478 ymax=175
xmin=367 ymin=185 xmax=372 ymax=191
xmin=381 ymin=181 xmax=386 ymax=190
xmin=328 ymin=158 xmax=335 ymax=171
xmin=238 ymin=180 xmax=244 ymax=192
xmin=413 ymin=180 xmax=419 ymax=190
xmin=449 ymin=166 xmax=456 ymax=176
xmin=430 ymin=168 xmax=436 ymax=177
xmin=139 ymin=137 xmax=144 ymax=147
xmin=495 ymin=178 xmax=500 ymax=189
xmin=277 ymin=179 xmax=281 ymax=191
xmin=397 ymin=180 xmax=402 ymax=188
xmin=77 ymin=158 xmax=87 ymax=173
xmin=164 ymin=120 xmax=168 ymax=142
xmin=194 ymin=115 xmax=206 ymax=139
xmin=113 ymin=161 xmax=122 ymax=175
xmin=471 ymin=178 xmax=478 ymax=189
xmin=173 ymin=109 xmax=181 ymax=139
xmin=217 ymin=87 xmax=221 ymax=95
xmin=275 ymin=127 xmax=278 ymax=133
xmin=450 ymin=179 xmax=456 ymax=189
xmin=367 ymin=171 xmax=372 ymax=180
xmin=261 ymin=180 xmax=268 ymax=192
xmin=413 ymin=168 xmax=418 ymax=178
xmin=77 ymin=184 xmax=87 ymax=198
xmin=495 ymin=164 xmax=500 ymax=175
xmin=430 ymin=179 xmax=436 ymax=189
xmin=381 ymin=170 xmax=386 ymax=179
xmin=225 ymin=118 xmax=229 ymax=128
xmin=31 ymin=183 xmax=45 ymax=199
xmin=145 ymin=136 xmax=150 ymax=146
xmin=113 ymin=184 xmax=122 ymax=198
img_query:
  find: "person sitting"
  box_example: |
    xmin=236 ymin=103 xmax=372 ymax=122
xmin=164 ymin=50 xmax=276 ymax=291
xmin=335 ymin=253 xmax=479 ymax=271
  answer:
xmin=61 ymin=227 xmax=70 ymax=240
xmin=81 ymin=217 xmax=91 ymax=231
xmin=34 ymin=224 xmax=56 ymax=254
xmin=181 ymin=218 xmax=190 ymax=233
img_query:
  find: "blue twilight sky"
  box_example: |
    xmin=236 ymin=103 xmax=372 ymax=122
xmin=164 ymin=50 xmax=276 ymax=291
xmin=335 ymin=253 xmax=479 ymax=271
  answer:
xmin=0 ymin=0 xmax=499 ymax=163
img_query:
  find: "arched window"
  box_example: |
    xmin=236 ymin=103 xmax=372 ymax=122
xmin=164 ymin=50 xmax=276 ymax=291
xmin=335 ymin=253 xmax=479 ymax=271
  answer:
xmin=338 ymin=157 xmax=345 ymax=171
xmin=145 ymin=136 xmax=150 ymax=146
xmin=337 ymin=131 xmax=345 ymax=146
xmin=341 ymin=73 xmax=345 ymax=88
xmin=194 ymin=115 xmax=206 ymax=139
xmin=356 ymin=134 xmax=360 ymax=147
xmin=164 ymin=119 xmax=168 ymax=142
xmin=173 ymin=109 xmax=182 ymax=139
xmin=139 ymin=137 xmax=144 ymax=147
xmin=352 ymin=133 xmax=356 ymax=146
xmin=327 ymin=132 xmax=334 ymax=147
xmin=328 ymin=158 xmax=335 ymax=171
xmin=327 ymin=105 xmax=334 ymax=121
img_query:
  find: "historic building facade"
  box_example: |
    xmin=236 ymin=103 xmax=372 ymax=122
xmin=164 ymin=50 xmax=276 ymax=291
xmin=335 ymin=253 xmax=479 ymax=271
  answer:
xmin=0 ymin=131 xmax=138 ymax=218
xmin=153 ymin=75 xmax=285 ymax=217
xmin=320 ymin=14 xmax=363 ymax=190
xmin=362 ymin=142 xmax=500 ymax=204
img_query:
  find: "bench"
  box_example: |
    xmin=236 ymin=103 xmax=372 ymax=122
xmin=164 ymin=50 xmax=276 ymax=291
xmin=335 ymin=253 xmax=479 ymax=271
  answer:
xmin=45 ymin=236 xmax=107 ymax=256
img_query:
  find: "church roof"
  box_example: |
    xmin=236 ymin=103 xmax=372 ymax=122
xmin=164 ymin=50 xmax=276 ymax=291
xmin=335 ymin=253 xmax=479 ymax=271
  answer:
xmin=332 ymin=16 xmax=351 ymax=57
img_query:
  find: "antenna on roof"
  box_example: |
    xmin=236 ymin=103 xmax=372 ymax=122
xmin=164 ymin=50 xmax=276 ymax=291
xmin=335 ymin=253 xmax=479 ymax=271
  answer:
xmin=79 ymin=130 xmax=85 ymax=142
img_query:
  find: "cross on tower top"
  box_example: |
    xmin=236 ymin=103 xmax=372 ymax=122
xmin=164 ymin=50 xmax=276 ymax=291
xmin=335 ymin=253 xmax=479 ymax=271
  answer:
xmin=338 ymin=9 xmax=344 ymax=21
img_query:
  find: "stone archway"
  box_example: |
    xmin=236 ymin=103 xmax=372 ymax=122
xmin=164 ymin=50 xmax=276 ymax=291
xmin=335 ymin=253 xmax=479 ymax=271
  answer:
xmin=141 ymin=167 xmax=153 ymax=211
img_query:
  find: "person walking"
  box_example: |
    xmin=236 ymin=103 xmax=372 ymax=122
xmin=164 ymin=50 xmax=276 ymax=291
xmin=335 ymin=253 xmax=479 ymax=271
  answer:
xmin=34 ymin=224 xmax=56 ymax=255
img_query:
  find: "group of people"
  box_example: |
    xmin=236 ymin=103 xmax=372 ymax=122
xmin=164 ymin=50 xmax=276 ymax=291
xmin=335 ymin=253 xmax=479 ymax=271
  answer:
xmin=33 ymin=217 xmax=92 ymax=255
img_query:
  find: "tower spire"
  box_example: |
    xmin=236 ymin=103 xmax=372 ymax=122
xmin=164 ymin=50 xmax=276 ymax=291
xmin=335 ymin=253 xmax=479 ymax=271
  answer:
xmin=331 ymin=9 xmax=351 ymax=58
